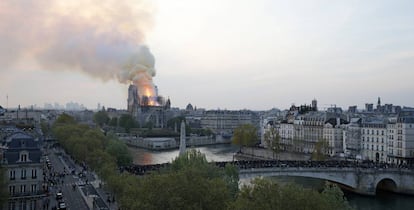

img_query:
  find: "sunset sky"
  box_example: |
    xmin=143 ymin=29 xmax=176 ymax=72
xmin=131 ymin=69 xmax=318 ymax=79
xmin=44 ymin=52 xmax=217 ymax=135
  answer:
xmin=1 ymin=0 xmax=413 ymax=110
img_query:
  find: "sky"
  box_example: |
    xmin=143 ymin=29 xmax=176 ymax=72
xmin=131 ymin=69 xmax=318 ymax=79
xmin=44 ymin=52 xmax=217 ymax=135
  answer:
xmin=0 ymin=0 xmax=414 ymax=110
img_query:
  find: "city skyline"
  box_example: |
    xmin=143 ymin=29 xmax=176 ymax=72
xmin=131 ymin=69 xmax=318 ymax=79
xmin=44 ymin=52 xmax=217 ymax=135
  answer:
xmin=1 ymin=0 xmax=414 ymax=110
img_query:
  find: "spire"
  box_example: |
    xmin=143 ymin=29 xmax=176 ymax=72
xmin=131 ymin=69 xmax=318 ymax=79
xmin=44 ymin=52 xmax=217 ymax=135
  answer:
xmin=179 ymin=120 xmax=186 ymax=156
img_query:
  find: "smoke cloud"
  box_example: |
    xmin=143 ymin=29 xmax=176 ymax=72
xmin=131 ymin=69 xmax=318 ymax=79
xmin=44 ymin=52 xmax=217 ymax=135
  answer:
xmin=119 ymin=46 xmax=158 ymax=99
xmin=0 ymin=0 xmax=155 ymax=86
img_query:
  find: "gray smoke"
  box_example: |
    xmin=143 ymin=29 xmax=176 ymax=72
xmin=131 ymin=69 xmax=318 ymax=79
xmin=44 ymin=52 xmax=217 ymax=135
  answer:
xmin=0 ymin=0 xmax=154 ymax=82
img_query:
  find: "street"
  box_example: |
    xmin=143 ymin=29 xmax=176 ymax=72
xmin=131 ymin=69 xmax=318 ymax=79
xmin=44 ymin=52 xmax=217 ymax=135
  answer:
xmin=43 ymin=146 xmax=114 ymax=210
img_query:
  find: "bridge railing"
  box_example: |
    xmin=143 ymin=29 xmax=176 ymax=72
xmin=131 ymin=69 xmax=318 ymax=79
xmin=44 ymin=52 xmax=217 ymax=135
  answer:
xmin=122 ymin=160 xmax=414 ymax=176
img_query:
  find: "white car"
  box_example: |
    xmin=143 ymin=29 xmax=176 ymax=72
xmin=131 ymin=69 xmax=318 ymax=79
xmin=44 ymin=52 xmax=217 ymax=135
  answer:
xmin=58 ymin=201 xmax=66 ymax=210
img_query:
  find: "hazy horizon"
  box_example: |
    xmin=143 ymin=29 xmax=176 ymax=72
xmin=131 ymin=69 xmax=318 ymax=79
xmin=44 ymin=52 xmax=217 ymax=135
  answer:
xmin=1 ymin=0 xmax=414 ymax=110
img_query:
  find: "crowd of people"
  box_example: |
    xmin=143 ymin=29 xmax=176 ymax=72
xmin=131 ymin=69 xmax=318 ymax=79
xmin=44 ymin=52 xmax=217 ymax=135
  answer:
xmin=122 ymin=159 xmax=414 ymax=176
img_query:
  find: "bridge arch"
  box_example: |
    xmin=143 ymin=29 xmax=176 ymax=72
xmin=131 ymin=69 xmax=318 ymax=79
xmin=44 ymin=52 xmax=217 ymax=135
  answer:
xmin=376 ymin=178 xmax=397 ymax=193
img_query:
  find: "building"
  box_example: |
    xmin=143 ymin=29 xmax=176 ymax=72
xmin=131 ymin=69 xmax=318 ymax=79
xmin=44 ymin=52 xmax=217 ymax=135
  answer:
xmin=299 ymin=112 xmax=326 ymax=153
xmin=343 ymin=118 xmax=362 ymax=158
xmin=1 ymin=131 xmax=45 ymax=210
xmin=365 ymin=104 xmax=374 ymax=112
xmin=387 ymin=111 xmax=414 ymax=164
xmin=200 ymin=110 xmax=259 ymax=135
xmin=348 ymin=106 xmax=357 ymax=114
xmin=127 ymin=84 xmax=171 ymax=128
xmin=361 ymin=119 xmax=387 ymax=162
xmin=259 ymin=100 xmax=413 ymax=163
xmin=278 ymin=121 xmax=295 ymax=151
xmin=323 ymin=118 xmax=347 ymax=156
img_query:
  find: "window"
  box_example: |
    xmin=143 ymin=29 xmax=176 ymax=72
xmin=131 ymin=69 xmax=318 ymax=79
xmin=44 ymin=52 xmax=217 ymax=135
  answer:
xmin=20 ymin=154 xmax=27 ymax=162
xmin=381 ymin=146 xmax=384 ymax=151
xmin=9 ymin=185 xmax=15 ymax=195
xmin=371 ymin=145 xmax=374 ymax=150
xmin=8 ymin=201 xmax=16 ymax=210
xmin=382 ymin=130 xmax=384 ymax=135
xmin=21 ymin=169 xmax=26 ymax=180
xmin=9 ymin=170 xmax=15 ymax=180
xmin=31 ymin=169 xmax=37 ymax=179
xmin=31 ymin=184 xmax=37 ymax=193
xmin=19 ymin=200 xmax=26 ymax=210
xmin=20 ymin=184 xmax=26 ymax=193
xmin=30 ymin=200 xmax=36 ymax=210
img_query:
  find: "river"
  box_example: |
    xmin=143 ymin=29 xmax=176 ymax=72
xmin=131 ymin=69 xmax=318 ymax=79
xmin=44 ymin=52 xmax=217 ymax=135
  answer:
xmin=128 ymin=144 xmax=414 ymax=210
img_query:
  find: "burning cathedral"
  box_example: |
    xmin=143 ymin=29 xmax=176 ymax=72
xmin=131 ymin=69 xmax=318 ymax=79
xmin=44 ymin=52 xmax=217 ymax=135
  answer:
xmin=123 ymin=46 xmax=171 ymax=128
xmin=127 ymin=84 xmax=170 ymax=128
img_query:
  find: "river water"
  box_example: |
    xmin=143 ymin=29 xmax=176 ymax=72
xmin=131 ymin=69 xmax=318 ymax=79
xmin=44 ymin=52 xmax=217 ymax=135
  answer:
xmin=128 ymin=144 xmax=414 ymax=210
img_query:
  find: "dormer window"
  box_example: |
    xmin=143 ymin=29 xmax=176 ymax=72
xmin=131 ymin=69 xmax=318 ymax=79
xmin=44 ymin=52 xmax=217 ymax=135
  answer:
xmin=21 ymin=154 xmax=27 ymax=162
xmin=19 ymin=151 xmax=29 ymax=162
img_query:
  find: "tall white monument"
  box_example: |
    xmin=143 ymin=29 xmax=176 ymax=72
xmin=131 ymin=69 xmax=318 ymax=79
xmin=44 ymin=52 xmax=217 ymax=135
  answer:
xmin=179 ymin=120 xmax=186 ymax=155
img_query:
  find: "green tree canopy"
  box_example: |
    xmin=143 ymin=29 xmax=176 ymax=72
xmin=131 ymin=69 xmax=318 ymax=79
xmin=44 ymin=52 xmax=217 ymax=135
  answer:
xmin=264 ymin=126 xmax=281 ymax=157
xmin=54 ymin=113 xmax=76 ymax=125
xmin=106 ymin=139 xmax=133 ymax=167
xmin=52 ymin=113 xmax=131 ymax=176
xmin=231 ymin=178 xmax=353 ymax=210
xmin=94 ymin=110 xmax=110 ymax=126
xmin=119 ymin=114 xmax=138 ymax=133
xmin=113 ymin=149 xmax=239 ymax=210
xmin=232 ymin=124 xmax=259 ymax=147
xmin=109 ymin=117 xmax=118 ymax=127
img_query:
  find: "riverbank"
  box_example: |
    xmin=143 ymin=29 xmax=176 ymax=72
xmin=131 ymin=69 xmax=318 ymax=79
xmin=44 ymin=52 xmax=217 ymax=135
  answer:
xmin=234 ymin=147 xmax=311 ymax=161
xmin=122 ymin=135 xmax=232 ymax=151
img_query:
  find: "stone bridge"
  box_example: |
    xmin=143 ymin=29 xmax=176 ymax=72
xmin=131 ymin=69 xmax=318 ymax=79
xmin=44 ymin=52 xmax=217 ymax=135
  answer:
xmin=126 ymin=160 xmax=414 ymax=196
xmin=239 ymin=166 xmax=414 ymax=195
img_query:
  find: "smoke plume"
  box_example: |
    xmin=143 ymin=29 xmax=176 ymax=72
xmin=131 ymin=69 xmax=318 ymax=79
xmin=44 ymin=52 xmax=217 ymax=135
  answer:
xmin=0 ymin=0 xmax=156 ymax=93
xmin=119 ymin=46 xmax=158 ymax=99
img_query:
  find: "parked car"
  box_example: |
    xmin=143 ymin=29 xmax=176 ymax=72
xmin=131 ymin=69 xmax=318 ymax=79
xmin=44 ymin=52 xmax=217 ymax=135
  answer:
xmin=57 ymin=201 xmax=66 ymax=210
xmin=56 ymin=192 xmax=63 ymax=200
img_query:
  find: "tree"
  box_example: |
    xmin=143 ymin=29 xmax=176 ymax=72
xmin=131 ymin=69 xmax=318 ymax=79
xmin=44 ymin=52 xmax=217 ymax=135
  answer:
xmin=166 ymin=116 xmax=185 ymax=130
xmin=113 ymin=149 xmax=238 ymax=210
xmin=54 ymin=113 xmax=76 ymax=125
xmin=106 ymin=139 xmax=133 ymax=167
xmin=119 ymin=114 xmax=137 ymax=133
xmin=109 ymin=117 xmax=118 ymax=127
xmin=40 ymin=120 xmax=50 ymax=137
xmin=232 ymin=124 xmax=259 ymax=149
xmin=264 ymin=127 xmax=281 ymax=159
xmin=231 ymin=178 xmax=353 ymax=210
xmin=94 ymin=111 xmax=110 ymax=126
xmin=312 ymin=139 xmax=329 ymax=161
